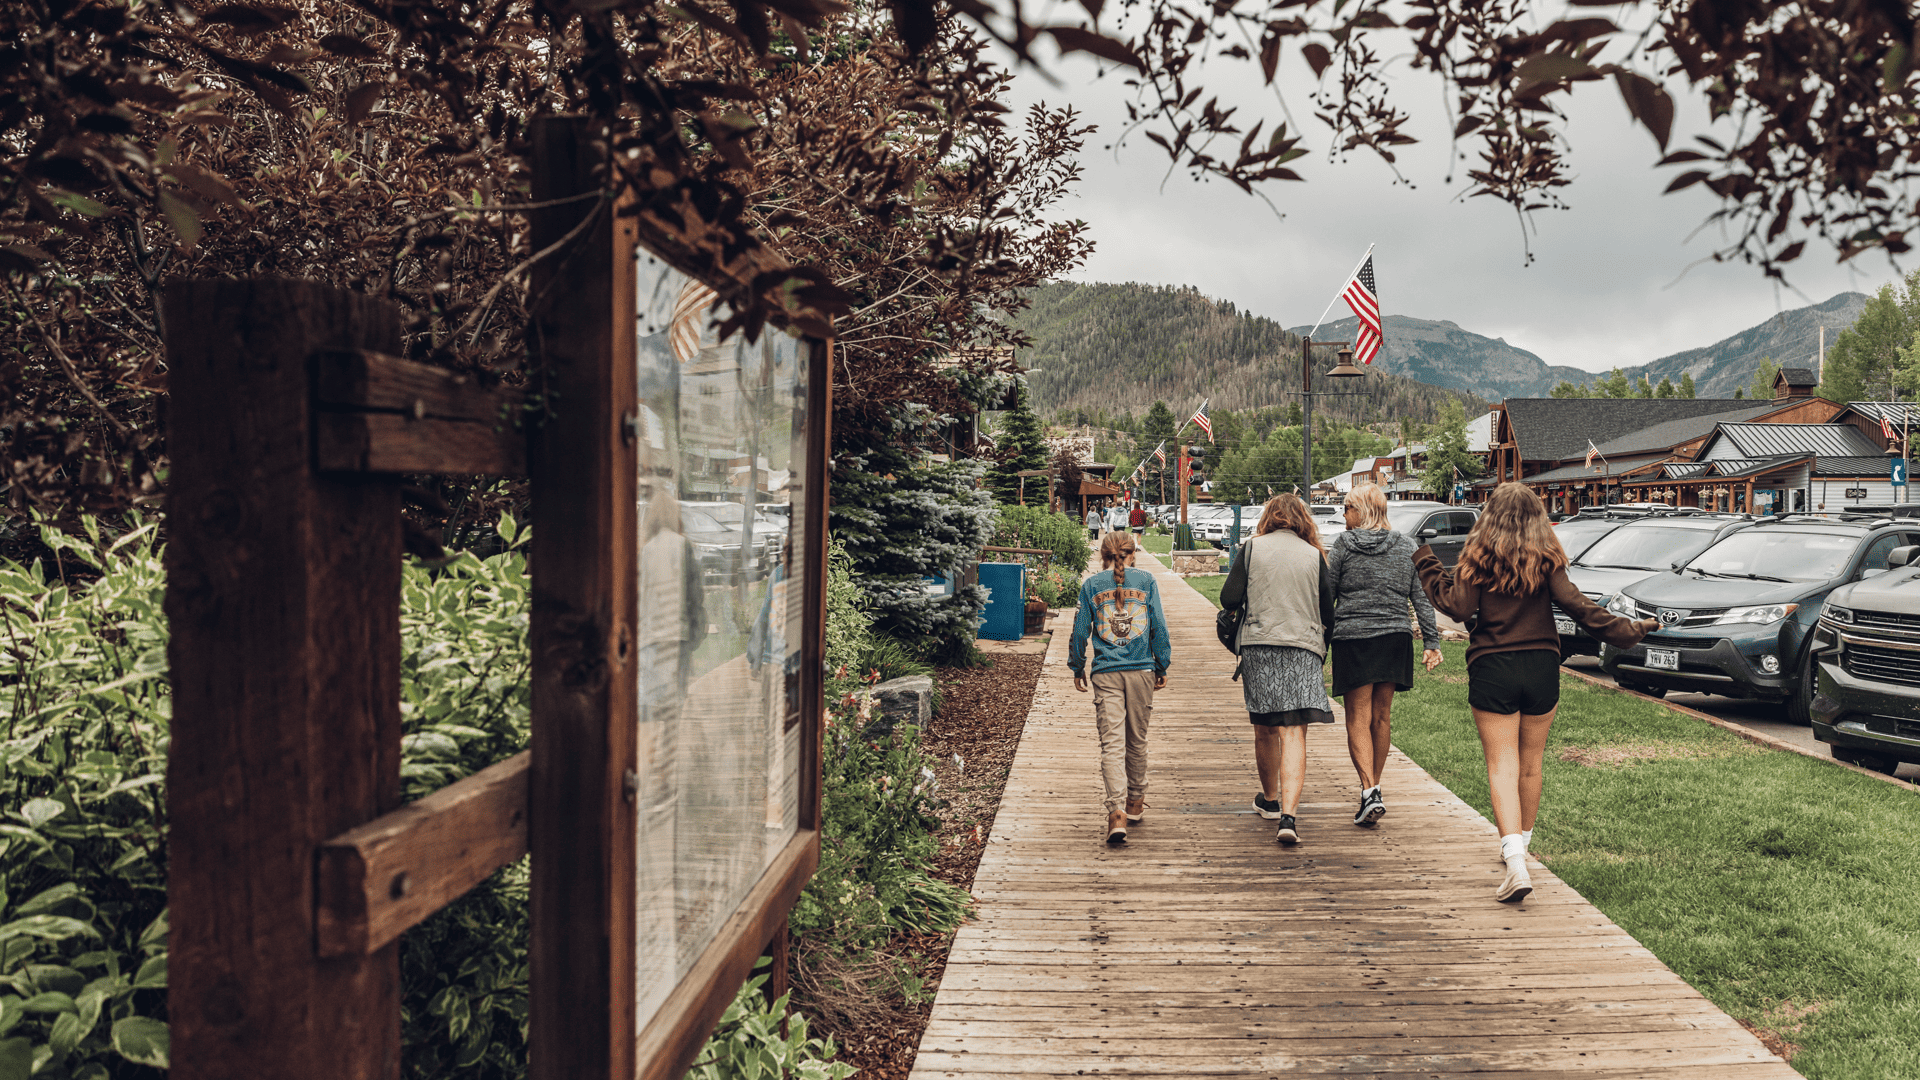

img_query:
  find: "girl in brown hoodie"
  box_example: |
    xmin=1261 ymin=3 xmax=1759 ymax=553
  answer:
xmin=1415 ymin=483 xmax=1658 ymax=903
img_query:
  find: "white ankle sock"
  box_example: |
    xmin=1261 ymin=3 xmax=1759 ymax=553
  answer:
xmin=1522 ymin=829 xmax=1534 ymax=851
xmin=1362 ymin=785 xmax=1379 ymax=799
xmin=1500 ymin=833 xmax=1526 ymax=862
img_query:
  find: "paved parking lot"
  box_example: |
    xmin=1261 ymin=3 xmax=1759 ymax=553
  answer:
xmin=1559 ymin=654 xmax=1920 ymax=783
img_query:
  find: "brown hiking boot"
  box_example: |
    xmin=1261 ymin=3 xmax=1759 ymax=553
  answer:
xmin=1105 ymin=809 xmax=1128 ymax=845
xmin=1125 ymin=798 xmax=1147 ymax=823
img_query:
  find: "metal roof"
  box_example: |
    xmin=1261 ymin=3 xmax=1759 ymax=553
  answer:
xmin=1502 ymin=398 xmax=1755 ymax=463
xmin=1663 ymin=462 xmax=1709 ymax=479
xmin=1813 ymin=456 xmax=1897 ymax=477
xmin=1777 ymin=367 xmax=1818 ymax=387
xmin=1709 ymin=454 xmax=1811 ymax=479
xmin=1845 ymin=401 xmax=1920 ymax=422
xmin=1705 ymin=422 xmax=1881 ymax=459
xmin=1585 ymin=405 xmax=1775 ymax=456
xmin=1520 ymin=453 xmax=1668 ymax=485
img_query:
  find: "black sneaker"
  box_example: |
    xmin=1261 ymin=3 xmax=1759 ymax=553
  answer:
xmin=1354 ymin=790 xmax=1385 ymax=826
xmin=1275 ymin=814 xmax=1299 ymax=845
xmin=1252 ymin=793 xmax=1283 ymax=820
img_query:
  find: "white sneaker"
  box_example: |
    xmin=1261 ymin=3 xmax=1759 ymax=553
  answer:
xmin=1495 ymin=863 xmax=1533 ymax=903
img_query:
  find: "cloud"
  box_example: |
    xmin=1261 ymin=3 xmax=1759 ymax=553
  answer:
xmin=1004 ymin=41 xmax=1884 ymax=374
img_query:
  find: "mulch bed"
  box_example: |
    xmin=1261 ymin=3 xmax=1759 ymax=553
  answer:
xmin=810 ymin=647 xmax=1045 ymax=1080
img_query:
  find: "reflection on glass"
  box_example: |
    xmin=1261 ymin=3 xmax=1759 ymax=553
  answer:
xmin=632 ymin=252 xmax=807 ymax=1028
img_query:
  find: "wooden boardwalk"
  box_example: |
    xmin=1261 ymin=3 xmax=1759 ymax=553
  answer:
xmin=910 ymin=549 xmax=1795 ymax=1079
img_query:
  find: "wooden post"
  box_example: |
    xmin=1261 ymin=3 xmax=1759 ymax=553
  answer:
xmin=528 ymin=116 xmax=640 ymax=1080
xmin=164 ymin=280 xmax=404 ymax=1080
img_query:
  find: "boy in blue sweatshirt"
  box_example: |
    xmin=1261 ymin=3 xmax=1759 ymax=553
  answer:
xmin=1069 ymin=533 xmax=1172 ymax=844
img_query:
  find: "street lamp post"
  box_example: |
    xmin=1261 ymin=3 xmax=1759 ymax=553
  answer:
xmin=1300 ymin=337 xmax=1370 ymax=500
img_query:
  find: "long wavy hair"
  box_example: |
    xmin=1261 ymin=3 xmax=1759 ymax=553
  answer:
xmin=1456 ymin=482 xmax=1567 ymax=595
xmin=1254 ymin=493 xmax=1325 ymax=557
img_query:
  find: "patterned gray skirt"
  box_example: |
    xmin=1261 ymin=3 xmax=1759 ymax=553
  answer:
xmin=1240 ymin=644 xmax=1334 ymax=725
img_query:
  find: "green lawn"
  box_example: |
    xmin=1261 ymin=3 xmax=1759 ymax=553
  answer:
xmin=1185 ymin=573 xmax=1227 ymax=608
xmin=1137 ymin=529 xmax=1172 ymax=555
xmin=1189 ymin=589 xmax=1920 ymax=1078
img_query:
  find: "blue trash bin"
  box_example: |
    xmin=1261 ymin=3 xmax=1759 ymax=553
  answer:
xmin=977 ymin=562 xmax=1026 ymax=641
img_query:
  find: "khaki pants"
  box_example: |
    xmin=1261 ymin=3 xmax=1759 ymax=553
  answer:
xmin=1091 ymin=670 xmax=1155 ymax=813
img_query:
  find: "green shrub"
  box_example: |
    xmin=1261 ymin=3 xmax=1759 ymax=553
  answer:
xmin=990 ymin=505 xmax=1090 ymax=577
xmin=1025 ymin=564 xmax=1083 ymax=609
xmin=823 ymin=540 xmax=871 ymax=681
xmin=0 ymin=519 xmax=171 ymax=1078
xmin=683 ymin=961 xmax=854 ymax=1080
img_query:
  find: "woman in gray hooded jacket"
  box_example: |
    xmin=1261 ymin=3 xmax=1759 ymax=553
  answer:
xmin=1327 ymin=483 xmax=1443 ymax=828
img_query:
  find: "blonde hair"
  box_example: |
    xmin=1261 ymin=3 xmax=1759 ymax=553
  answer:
xmin=1098 ymin=530 xmax=1137 ymax=588
xmin=1254 ymin=493 xmax=1325 ymax=556
xmin=1343 ymin=483 xmax=1391 ymax=530
xmin=1456 ymin=482 xmax=1567 ymax=595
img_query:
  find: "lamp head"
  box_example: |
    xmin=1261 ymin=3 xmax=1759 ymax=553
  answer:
xmin=1326 ymin=347 xmax=1366 ymax=379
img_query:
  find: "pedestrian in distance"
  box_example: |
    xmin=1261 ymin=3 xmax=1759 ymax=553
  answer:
xmin=1069 ymin=531 xmax=1172 ymax=844
xmin=1220 ymin=493 xmax=1335 ymax=846
xmin=1327 ymin=483 xmax=1443 ymax=828
xmin=1085 ymin=505 xmax=1103 ymax=542
xmin=1415 ymin=482 xmax=1658 ymax=903
xmin=1129 ymin=502 xmax=1148 ymax=532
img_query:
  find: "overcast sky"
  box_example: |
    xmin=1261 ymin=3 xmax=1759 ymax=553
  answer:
xmin=1002 ymin=34 xmax=1899 ymax=374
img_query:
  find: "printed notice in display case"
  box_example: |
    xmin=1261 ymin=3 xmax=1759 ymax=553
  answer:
xmin=631 ymin=250 xmax=810 ymax=1030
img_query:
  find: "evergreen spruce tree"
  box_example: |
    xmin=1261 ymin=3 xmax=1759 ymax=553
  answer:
xmin=830 ymin=442 xmax=998 ymax=662
xmin=1137 ymin=400 xmax=1178 ymax=502
xmin=1655 ymin=376 xmax=1675 ymax=398
xmin=1680 ymin=372 xmax=1697 ymax=398
xmin=986 ymin=385 xmax=1048 ymax=504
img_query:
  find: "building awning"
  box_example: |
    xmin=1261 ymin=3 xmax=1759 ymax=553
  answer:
xmin=1079 ymin=479 xmax=1124 ymax=496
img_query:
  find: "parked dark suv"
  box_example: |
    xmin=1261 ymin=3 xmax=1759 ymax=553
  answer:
xmin=1556 ymin=512 xmax=1752 ymax=658
xmin=1387 ymin=502 xmax=1478 ymax=568
xmin=1599 ymin=514 xmax=1920 ymax=721
xmin=1808 ymin=546 xmax=1920 ymax=775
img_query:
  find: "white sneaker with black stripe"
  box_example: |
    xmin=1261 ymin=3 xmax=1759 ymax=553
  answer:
xmin=1353 ymin=789 xmax=1385 ymax=826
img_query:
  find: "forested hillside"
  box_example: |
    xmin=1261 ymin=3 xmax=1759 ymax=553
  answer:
xmin=1005 ymin=281 xmax=1490 ymax=425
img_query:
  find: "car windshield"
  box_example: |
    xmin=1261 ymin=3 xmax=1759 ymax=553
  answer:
xmin=1685 ymin=529 xmax=1859 ymax=582
xmin=1573 ymin=525 xmax=1719 ymax=572
xmin=681 ymin=507 xmax=727 ymax=533
xmin=1552 ymin=518 xmax=1623 ymax=559
xmin=1386 ymin=506 xmax=1437 ymax=533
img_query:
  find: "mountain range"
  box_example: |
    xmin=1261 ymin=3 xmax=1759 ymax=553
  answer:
xmin=1291 ymin=291 xmax=1869 ymax=400
xmin=1004 ymin=282 xmax=1490 ymax=426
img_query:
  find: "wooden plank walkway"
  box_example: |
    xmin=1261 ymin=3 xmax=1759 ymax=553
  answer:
xmin=910 ymin=549 xmax=1795 ymax=1079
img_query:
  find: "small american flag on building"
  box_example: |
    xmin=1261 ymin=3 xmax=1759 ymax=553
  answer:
xmin=1190 ymin=400 xmax=1213 ymax=442
xmin=1342 ymin=256 xmax=1382 ymax=365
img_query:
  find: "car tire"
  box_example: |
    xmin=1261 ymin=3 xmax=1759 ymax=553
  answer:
xmin=1832 ymin=746 xmax=1901 ymax=775
xmin=1618 ymin=678 xmax=1666 ymax=699
xmin=1785 ymin=648 xmax=1816 ymax=726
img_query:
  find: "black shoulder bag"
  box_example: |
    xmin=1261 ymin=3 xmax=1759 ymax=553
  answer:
xmin=1216 ymin=540 xmax=1249 ymax=654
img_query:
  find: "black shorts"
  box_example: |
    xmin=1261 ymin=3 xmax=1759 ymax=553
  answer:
xmin=1466 ymin=650 xmax=1561 ymax=715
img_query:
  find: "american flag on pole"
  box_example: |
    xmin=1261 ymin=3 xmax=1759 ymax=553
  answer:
xmin=1153 ymin=442 xmax=1167 ymax=465
xmin=1585 ymin=440 xmax=1600 ymax=470
xmin=1883 ymin=414 xmax=1897 ymax=443
xmin=1342 ymin=255 xmax=1382 ymax=365
xmin=1190 ymin=400 xmax=1214 ymax=442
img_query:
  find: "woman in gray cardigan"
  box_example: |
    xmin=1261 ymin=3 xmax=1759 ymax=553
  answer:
xmin=1220 ymin=493 xmax=1334 ymax=845
xmin=1327 ymin=483 xmax=1442 ymax=828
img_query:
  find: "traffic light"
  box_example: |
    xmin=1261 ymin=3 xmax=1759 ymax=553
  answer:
xmin=1187 ymin=445 xmax=1206 ymax=485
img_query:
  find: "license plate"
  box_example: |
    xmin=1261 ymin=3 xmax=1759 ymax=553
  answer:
xmin=1554 ymin=615 xmax=1576 ymax=636
xmin=1645 ymin=648 xmax=1679 ymax=671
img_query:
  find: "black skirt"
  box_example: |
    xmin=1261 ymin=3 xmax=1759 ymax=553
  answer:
xmin=1331 ymin=632 xmax=1413 ymax=697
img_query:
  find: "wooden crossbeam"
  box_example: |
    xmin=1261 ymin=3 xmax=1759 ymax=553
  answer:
xmin=313 ymin=348 xmax=527 ymax=475
xmin=315 ymin=751 xmax=530 ymax=957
